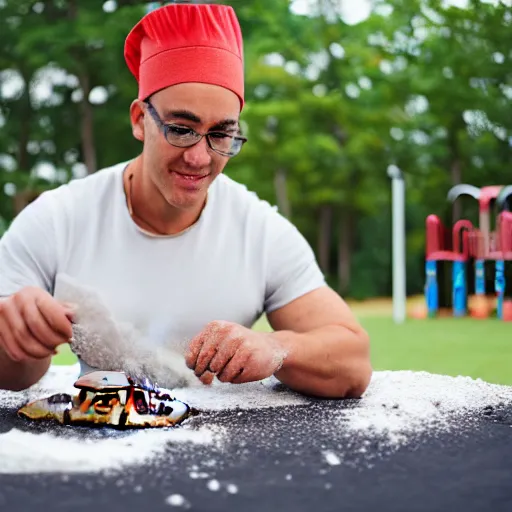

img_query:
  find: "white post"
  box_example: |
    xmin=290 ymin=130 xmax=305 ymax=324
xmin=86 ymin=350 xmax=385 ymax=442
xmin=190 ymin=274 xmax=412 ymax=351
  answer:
xmin=387 ymin=165 xmax=406 ymax=324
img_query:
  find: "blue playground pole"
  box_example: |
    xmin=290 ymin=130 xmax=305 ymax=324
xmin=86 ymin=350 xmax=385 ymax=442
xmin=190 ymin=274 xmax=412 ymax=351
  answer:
xmin=495 ymin=260 xmax=505 ymax=320
xmin=425 ymin=260 xmax=438 ymax=318
xmin=452 ymin=261 xmax=467 ymax=317
xmin=475 ymin=259 xmax=485 ymax=296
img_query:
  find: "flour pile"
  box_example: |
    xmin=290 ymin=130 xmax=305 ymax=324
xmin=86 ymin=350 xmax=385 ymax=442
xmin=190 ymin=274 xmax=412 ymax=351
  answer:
xmin=0 ymin=427 xmax=216 ymax=475
xmin=337 ymin=370 xmax=512 ymax=449
xmin=53 ymin=274 xmax=198 ymax=389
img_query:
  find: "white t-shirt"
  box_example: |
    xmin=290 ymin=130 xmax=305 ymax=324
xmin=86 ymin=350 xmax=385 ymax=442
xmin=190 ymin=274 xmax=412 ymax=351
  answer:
xmin=0 ymin=161 xmax=325 ymax=369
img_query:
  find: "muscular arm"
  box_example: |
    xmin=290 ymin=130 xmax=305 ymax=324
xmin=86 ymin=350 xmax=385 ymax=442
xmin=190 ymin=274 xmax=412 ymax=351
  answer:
xmin=0 ymin=346 xmax=51 ymax=391
xmin=268 ymin=287 xmax=372 ymax=398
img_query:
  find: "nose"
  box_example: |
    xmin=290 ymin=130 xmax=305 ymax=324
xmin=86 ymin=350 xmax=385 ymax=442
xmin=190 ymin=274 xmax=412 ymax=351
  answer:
xmin=182 ymin=137 xmax=212 ymax=169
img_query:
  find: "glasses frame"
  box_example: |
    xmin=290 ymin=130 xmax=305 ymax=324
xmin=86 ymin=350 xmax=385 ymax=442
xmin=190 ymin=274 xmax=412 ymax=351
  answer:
xmin=143 ymin=100 xmax=247 ymax=158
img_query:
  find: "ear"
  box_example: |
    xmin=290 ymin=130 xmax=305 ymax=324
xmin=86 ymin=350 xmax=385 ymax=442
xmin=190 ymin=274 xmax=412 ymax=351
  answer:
xmin=129 ymin=100 xmax=145 ymax=142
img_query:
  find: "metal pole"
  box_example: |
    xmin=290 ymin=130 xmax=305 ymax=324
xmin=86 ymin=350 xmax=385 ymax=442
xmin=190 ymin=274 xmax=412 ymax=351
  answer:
xmin=387 ymin=165 xmax=406 ymax=324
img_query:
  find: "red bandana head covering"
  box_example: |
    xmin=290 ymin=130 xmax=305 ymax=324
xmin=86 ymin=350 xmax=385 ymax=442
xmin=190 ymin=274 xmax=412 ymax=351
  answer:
xmin=124 ymin=3 xmax=244 ymax=108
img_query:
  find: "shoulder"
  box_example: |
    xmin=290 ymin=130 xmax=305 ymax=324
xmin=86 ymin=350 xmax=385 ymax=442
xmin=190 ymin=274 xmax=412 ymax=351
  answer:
xmin=47 ymin=161 xmax=127 ymax=203
xmin=211 ymin=173 xmax=279 ymax=220
xmin=210 ymin=174 xmax=307 ymax=248
xmin=24 ymin=161 xmax=128 ymax=218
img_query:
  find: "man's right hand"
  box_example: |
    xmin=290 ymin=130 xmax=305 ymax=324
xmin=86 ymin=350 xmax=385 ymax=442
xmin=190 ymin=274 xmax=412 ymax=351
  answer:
xmin=0 ymin=287 xmax=74 ymax=363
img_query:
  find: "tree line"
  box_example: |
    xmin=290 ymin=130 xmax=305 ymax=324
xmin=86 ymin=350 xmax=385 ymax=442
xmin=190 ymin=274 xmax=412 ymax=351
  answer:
xmin=1 ymin=0 xmax=511 ymax=298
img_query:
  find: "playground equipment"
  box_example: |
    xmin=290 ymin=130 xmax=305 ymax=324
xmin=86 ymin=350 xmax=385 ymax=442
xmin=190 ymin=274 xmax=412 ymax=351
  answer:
xmin=425 ymin=185 xmax=512 ymax=320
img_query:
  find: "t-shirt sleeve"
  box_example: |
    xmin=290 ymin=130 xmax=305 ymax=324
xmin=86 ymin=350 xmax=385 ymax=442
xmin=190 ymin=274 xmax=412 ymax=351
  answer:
xmin=263 ymin=210 xmax=326 ymax=314
xmin=0 ymin=193 xmax=60 ymax=296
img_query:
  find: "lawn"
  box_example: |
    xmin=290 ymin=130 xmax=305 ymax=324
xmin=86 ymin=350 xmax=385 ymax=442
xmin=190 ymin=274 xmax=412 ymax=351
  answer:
xmin=52 ymin=299 xmax=512 ymax=386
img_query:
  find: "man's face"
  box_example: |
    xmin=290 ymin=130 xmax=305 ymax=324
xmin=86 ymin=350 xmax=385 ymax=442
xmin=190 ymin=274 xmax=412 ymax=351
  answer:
xmin=135 ymin=83 xmax=241 ymax=211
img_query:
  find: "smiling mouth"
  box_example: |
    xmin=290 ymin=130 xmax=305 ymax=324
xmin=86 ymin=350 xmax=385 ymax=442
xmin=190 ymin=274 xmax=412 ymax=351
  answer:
xmin=172 ymin=171 xmax=209 ymax=181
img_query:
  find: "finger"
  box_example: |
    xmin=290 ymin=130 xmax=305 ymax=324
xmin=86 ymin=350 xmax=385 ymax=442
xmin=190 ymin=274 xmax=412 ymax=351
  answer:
xmin=35 ymin=295 xmax=73 ymax=339
xmin=186 ymin=321 xmax=229 ymax=371
xmin=60 ymin=302 xmax=77 ymax=323
xmin=2 ymin=301 xmax=53 ymax=360
xmin=0 ymin=318 xmax=28 ymax=363
xmin=194 ymin=337 xmax=221 ymax=377
xmin=23 ymin=300 xmax=67 ymax=352
xmin=217 ymin=350 xmax=249 ymax=383
xmin=208 ymin=341 xmax=238 ymax=375
xmin=185 ymin=332 xmax=207 ymax=369
xmin=199 ymin=371 xmax=214 ymax=386
xmin=232 ymin=368 xmax=250 ymax=385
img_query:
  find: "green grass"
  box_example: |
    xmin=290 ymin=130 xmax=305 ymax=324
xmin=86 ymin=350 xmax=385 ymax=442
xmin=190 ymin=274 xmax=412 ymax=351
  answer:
xmin=53 ymin=315 xmax=512 ymax=386
xmin=362 ymin=317 xmax=512 ymax=386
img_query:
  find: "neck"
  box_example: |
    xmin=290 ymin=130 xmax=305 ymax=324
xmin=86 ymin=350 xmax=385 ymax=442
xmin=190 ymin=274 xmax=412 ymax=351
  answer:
xmin=124 ymin=157 xmax=206 ymax=236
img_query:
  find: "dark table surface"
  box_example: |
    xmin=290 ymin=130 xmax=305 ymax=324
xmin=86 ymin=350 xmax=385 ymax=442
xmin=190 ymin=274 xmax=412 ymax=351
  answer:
xmin=1 ymin=391 xmax=512 ymax=512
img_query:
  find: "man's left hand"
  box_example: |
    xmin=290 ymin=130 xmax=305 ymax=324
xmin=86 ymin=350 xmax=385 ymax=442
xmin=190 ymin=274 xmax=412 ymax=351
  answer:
xmin=185 ymin=321 xmax=288 ymax=385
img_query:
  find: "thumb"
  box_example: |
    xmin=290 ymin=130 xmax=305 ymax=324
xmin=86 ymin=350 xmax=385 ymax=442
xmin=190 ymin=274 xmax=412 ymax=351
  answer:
xmin=60 ymin=302 xmax=78 ymax=323
xmin=199 ymin=371 xmax=215 ymax=386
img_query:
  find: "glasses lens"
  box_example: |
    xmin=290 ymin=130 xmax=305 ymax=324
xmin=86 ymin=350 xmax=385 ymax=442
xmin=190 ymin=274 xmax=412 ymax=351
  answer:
xmin=165 ymin=125 xmax=201 ymax=147
xmin=209 ymin=134 xmax=243 ymax=156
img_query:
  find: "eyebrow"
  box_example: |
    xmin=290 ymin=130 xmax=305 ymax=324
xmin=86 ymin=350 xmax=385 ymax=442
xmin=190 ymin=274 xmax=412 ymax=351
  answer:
xmin=162 ymin=109 xmax=240 ymax=133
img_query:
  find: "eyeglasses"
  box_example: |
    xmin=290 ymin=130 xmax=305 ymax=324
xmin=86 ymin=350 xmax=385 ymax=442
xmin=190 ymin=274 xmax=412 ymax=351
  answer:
xmin=144 ymin=100 xmax=247 ymax=158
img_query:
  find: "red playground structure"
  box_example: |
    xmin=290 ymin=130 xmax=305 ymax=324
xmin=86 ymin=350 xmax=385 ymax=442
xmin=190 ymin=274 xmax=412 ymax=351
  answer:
xmin=424 ymin=185 xmax=512 ymax=320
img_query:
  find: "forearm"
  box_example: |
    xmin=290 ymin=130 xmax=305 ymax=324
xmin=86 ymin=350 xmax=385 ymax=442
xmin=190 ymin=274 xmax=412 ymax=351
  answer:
xmin=272 ymin=324 xmax=372 ymax=399
xmin=0 ymin=346 xmax=51 ymax=391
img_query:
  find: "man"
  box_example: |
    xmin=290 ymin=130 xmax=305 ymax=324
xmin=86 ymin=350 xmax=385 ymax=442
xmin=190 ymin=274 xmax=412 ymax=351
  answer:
xmin=0 ymin=3 xmax=371 ymax=397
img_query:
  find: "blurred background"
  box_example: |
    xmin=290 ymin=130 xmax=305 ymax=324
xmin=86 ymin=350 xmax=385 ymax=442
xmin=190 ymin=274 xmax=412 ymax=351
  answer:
xmin=1 ymin=0 xmax=511 ymax=383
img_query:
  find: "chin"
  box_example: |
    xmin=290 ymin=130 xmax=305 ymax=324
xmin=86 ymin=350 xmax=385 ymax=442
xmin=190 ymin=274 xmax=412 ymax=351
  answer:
xmin=169 ymin=194 xmax=206 ymax=211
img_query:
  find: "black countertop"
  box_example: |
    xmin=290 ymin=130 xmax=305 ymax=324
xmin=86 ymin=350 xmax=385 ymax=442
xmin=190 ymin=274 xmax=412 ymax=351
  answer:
xmin=1 ymin=392 xmax=512 ymax=512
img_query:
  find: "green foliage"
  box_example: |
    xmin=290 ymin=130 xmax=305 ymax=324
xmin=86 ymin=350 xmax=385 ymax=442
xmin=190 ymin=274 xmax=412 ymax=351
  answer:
xmin=1 ymin=0 xmax=511 ymax=299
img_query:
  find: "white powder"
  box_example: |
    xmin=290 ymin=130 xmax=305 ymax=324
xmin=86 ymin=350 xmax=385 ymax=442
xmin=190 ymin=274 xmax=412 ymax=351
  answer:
xmin=0 ymin=364 xmax=79 ymax=410
xmin=0 ymin=365 xmax=308 ymax=476
xmin=2 ymin=366 xmax=512 ymax=475
xmin=0 ymin=364 xmax=309 ymax=412
xmin=54 ymin=274 xmax=198 ymax=389
xmin=172 ymin=377 xmax=309 ymax=410
xmin=207 ymin=479 xmax=221 ymax=491
xmin=323 ymin=451 xmax=342 ymax=466
xmin=165 ymin=494 xmax=190 ymax=508
xmin=189 ymin=472 xmax=209 ymax=479
xmin=0 ymin=427 xmax=214 ymax=475
xmin=336 ymin=370 xmax=512 ymax=455
xmin=226 ymin=483 xmax=238 ymax=494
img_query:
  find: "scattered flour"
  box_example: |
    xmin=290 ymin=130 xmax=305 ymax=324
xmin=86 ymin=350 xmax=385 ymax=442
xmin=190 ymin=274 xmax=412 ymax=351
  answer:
xmin=54 ymin=274 xmax=198 ymax=389
xmin=207 ymin=479 xmax=221 ymax=492
xmin=226 ymin=483 xmax=238 ymax=494
xmin=0 ymin=364 xmax=308 ymax=476
xmin=165 ymin=494 xmax=190 ymax=508
xmin=338 ymin=370 xmax=512 ymax=449
xmin=2 ymin=365 xmax=512 ymax=475
xmin=0 ymin=427 xmax=214 ymax=475
xmin=172 ymin=377 xmax=309 ymax=411
xmin=323 ymin=451 xmax=342 ymax=466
